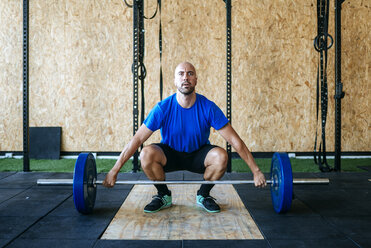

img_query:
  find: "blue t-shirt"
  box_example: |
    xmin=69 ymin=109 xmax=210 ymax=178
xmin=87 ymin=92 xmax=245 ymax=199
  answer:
xmin=143 ymin=93 xmax=229 ymax=152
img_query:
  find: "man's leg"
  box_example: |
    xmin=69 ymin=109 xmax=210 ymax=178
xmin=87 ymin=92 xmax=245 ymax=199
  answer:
xmin=140 ymin=144 xmax=167 ymax=181
xmin=198 ymin=147 xmax=228 ymax=196
xmin=203 ymin=147 xmax=229 ymax=181
xmin=140 ymin=145 xmax=172 ymax=212
xmin=197 ymin=147 xmax=228 ymax=213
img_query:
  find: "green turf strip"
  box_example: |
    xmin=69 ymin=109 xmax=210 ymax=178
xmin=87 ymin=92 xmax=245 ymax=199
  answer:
xmin=232 ymin=158 xmax=369 ymax=173
xmin=0 ymin=158 xmax=369 ymax=173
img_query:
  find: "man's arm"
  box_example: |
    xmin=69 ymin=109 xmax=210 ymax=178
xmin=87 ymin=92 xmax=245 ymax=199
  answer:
xmin=103 ymin=124 xmax=153 ymax=187
xmin=217 ymin=123 xmax=266 ymax=187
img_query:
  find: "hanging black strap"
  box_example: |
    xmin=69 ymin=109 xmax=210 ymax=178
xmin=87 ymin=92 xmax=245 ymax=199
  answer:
xmin=140 ymin=0 xmax=162 ymax=100
xmin=123 ymin=0 xmax=132 ymax=8
xmin=139 ymin=1 xmax=146 ymax=160
xmin=143 ymin=1 xmax=159 ymax=19
xmin=313 ymin=0 xmax=333 ymax=172
xmin=128 ymin=0 xmax=161 ymax=172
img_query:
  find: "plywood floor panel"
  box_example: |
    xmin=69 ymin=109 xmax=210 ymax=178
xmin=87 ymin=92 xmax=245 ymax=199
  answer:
xmin=101 ymin=184 xmax=263 ymax=240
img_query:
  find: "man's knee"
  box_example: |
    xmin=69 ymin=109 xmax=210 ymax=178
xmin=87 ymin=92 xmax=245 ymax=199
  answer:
xmin=140 ymin=146 xmax=152 ymax=162
xmin=206 ymin=147 xmax=228 ymax=170
xmin=140 ymin=145 xmax=165 ymax=170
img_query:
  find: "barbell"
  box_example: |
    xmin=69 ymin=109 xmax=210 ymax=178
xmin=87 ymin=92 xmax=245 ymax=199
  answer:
xmin=37 ymin=152 xmax=329 ymax=214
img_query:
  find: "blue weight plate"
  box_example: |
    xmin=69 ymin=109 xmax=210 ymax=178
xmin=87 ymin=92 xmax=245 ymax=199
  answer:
xmin=270 ymin=152 xmax=293 ymax=213
xmin=73 ymin=153 xmax=97 ymax=214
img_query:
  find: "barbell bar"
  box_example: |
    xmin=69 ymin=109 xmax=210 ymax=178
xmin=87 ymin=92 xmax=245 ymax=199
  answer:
xmin=37 ymin=178 xmax=330 ymax=185
xmin=37 ymin=152 xmax=329 ymax=214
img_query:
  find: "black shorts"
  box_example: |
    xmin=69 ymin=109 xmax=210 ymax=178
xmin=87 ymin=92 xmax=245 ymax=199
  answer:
xmin=152 ymin=143 xmax=219 ymax=174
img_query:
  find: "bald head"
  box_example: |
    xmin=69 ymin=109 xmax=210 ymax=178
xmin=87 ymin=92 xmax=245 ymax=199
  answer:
xmin=174 ymin=62 xmax=198 ymax=95
xmin=174 ymin=62 xmax=197 ymax=77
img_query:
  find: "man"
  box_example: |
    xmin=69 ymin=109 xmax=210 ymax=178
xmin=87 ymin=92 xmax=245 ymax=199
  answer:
xmin=103 ymin=62 xmax=266 ymax=213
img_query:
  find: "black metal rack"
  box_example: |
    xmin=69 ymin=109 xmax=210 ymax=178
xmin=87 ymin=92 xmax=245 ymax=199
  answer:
xmin=23 ymin=0 xmax=30 ymax=172
xmin=131 ymin=0 xmax=146 ymax=172
xmin=225 ymin=0 xmax=232 ymax=172
xmin=130 ymin=0 xmax=233 ymax=172
xmin=21 ymin=1 xmax=346 ymax=172
xmin=313 ymin=0 xmax=345 ymax=172
xmin=334 ymin=0 xmax=345 ymax=171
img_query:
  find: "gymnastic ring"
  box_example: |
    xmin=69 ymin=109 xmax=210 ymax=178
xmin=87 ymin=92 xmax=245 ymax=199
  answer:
xmin=313 ymin=34 xmax=333 ymax=52
xmin=131 ymin=62 xmax=147 ymax=80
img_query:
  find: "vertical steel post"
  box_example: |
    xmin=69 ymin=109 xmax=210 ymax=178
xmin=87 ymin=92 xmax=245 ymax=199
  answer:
xmin=139 ymin=0 xmax=145 ymax=129
xmin=132 ymin=0 xmax=140 ymax=172
xmin=334 ymin=0 xmax=345 ymax=171
xmin=225 ymin=0 xmax=232 ymax=172
xmin=132 ymin=0 xmax=145 ymax=172
xmin=23 ymin=0 xmax=30 ymax=171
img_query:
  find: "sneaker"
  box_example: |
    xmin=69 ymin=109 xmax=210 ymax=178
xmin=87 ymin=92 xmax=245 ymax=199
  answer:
xmin=144 ymin=194 xmax=172 ymax=213
xmin=196 ymin=195 xmax=220 ymax=213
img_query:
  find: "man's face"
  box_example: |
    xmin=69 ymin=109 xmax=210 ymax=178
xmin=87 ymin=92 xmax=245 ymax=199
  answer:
xmin=174 ymin=63 xmax=197 ymax=95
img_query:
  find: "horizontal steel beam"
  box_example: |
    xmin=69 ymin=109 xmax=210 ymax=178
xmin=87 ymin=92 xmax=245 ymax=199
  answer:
xmin=37 ymin=178 xmax=330 ymax=186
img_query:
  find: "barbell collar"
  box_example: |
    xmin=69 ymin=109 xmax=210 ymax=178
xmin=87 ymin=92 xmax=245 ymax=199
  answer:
xmin=37 ymin=178 xmax=329 ymax=186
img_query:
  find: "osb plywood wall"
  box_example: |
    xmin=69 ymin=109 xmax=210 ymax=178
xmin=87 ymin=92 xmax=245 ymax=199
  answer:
xmin=0 ymin=0 xmax=369 ymax=153
xmin=0 ymin=0 xmax=23 ymax=151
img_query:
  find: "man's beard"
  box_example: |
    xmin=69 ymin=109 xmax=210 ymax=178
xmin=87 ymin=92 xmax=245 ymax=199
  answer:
xmin=178 ymin=86 xmax=195 ymax=95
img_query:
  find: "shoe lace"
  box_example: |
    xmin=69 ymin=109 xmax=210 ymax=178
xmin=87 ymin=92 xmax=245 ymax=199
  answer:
xmin=202 ymin=195 xmax=217 ymax=203
xmin=152 ymin=194 xmax=167 ymax=205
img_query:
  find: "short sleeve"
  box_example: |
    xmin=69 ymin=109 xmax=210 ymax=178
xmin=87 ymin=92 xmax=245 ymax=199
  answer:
xmin=209 ymin=102 xmax=229 ymax=130
xmin=143 ymin=104 xmax=163 ymax=131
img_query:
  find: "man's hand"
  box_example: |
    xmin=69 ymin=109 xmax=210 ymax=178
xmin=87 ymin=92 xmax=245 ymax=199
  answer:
xmin=102 ymin=170 xmax=118 ymax=188
xmin=253 ymin=170 xmax=266 ymax=188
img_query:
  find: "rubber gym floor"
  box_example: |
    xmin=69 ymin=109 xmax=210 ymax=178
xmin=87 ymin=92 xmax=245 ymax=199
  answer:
xmin=0 ymin=169 xmax=370 ymax=248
